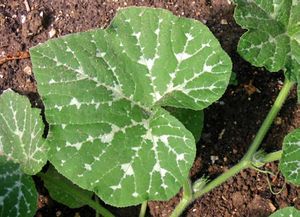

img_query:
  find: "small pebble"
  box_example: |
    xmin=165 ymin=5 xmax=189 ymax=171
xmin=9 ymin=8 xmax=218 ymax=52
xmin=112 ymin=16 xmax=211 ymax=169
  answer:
xmin=20 ymin=14 xmax=26 ymax=24
xmin=56 ymin=211 xmax=62 ymax=217
xmin=201 ymin=19 xmax=207 ymax=24
xmin=74 ymin=213 xmax=81 ymax=217
xmin=49 ymin=28 xmax=56 ymax=38
xmin=275 ymin=117 xmax=282 ymax=125
xmin=210 ymin=155 xmax=219 ymax=164
xmin=23 ymin=66 xmax=32 ymax=75
xmin=221 ymin=19 xmax=228 ymax=25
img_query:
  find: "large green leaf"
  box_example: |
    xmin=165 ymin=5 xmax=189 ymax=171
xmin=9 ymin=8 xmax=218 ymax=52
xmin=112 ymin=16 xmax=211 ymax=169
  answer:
xmin=234 ymin=0 xmax=300 ymax=98
xmin=0 ymin=157 xmax=38 ymax=217
xmin=30 ymin=7 xmax=232 ymax=206
xmin=269 ymin=207 xmax=300 ymax=217
xmin=40 ymin=166 xmax=93 ymax=208
xmin=0 ymin=90 xmax=47 ymax=175
xmin=166 ymin=108 xmax=204 ymax=142
xmin=279 ymin=128 xmax=300 ymax=185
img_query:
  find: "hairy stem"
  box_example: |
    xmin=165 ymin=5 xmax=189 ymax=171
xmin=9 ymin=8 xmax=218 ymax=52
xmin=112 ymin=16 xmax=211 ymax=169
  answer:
xmin=139 ymin=201 xmax=148 ymax=217
xmin=170 ymin=179 xmax=192 ymax=217
xmin=194 ymin=161 xmax=249 ymax=198
xmin=183 ymin=178 xmax=193 ymax=199
xmin=170 ymin=79 xmax=294 ymax=217
xmin=263 ymin=150 xmax=282 ymax=164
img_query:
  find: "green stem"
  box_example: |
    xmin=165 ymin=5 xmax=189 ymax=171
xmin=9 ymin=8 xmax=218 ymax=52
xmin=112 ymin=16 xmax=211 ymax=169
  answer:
xmin=170 ymin=79 xmax=294 ymax=217
xmin=170 ymin=196 xmax=191 ymax=217
xmin=183 ymin=178 xmax=192 ymax=199
xmin=170 ymin=179 xmax=192 ymax=217
xmin=243 ymin=79 xmax=294 ymax=161
xmin=38 ymin=173 xmax=115 ymax=217
xmin=95 ymin=196 xmax=100 ymax=217
xmin=194 ymin=160 xmax=249 ymax=198
xmin=263 ymin=150 xmax=282 ymax=163
xmin=197 ymin=150 xmax=283 ymax=200
xmin=139 ymin=201 xmax=148 ymax=217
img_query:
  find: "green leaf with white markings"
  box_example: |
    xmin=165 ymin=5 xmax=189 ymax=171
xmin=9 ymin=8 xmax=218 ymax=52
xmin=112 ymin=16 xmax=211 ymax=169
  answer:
xmin=40 ymin=166 xmax=93 ymax=208
xmin=0 ymin=156 xmax=38 ymax=217
xmin=279 ymin=128 xmax=300 ymax=185
xmin=233 ymin=0 xmax=300 ymax=99
xmin=0 ymin=90 xmax=47 ymax=175
xmin=166 ymin=108 xmax=204 ymax=142
xmin=30 ymin=7 xmax=232 ymax=206
xmin=269 ymin=207 xmax=300 ymax=217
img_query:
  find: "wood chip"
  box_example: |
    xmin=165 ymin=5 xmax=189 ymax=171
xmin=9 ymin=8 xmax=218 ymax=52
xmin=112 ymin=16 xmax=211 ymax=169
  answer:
xmin=0 ymin=51 xmax=30 ymax=65
xmin=23 ymin=0 xmax=31 ymax=12
xmin=268 ymin=201 xmax=276 ymax=212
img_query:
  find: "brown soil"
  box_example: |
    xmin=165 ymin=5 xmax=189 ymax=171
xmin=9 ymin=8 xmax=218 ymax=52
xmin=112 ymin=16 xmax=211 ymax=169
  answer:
xmin=0 ymin=0 xmax=300 ymax=217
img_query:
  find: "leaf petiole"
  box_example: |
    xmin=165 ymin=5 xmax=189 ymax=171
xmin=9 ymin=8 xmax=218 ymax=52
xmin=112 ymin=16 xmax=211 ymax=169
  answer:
xmin=170 ymin=79 xmax=294 ymax=217
xmin=139 ymin=201 xmax=148 ymax=217
xmin=38 ymin=172 xmax=115 ymax=217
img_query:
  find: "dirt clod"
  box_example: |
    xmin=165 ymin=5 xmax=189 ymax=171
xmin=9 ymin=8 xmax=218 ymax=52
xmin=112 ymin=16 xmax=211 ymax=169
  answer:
xmin=21 ymin=9 xmax=44 ymax=38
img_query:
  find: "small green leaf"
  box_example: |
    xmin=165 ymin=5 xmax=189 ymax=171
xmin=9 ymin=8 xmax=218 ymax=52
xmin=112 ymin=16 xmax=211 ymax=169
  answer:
xmin=229 ymin=71 xmax=238 ymax=86
xmin=192 ymin=176 xmax=208 ymax=192
xmin=279 ymin=128 xmax=300 ymax=185
xmin=40 ymin=166 xmax=93 ymax=208
xmin=166 ymin=107 xmax=204 ymax=142
xmin=0 ymin=156 xmax=38 ymax=217
xmin=269 ymin=207 xmax=300 ymax=217
xmin=0 ymin=90 xmax=47 ymax=175
xmin=234 ymin=0 xmax=300 ymax=98
xmin=30 ymin=7 xmax=231 ymax=206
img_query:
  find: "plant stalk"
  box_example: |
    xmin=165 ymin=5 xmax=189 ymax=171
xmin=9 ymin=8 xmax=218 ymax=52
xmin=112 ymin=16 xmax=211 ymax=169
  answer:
xmin=263 ymin=150 xmax=282 ymax=164
xmin=170 ymin=179 xmax=192 ymax=217
xmin=194 ymin=160 xmax=249 ymax=198
xmin=183 ymin=178 xmax=193 ymax=199
xmin=170 ymin=79 xmax=294 ymax=217
xmin=38 ymin=173 xmax=115 ymax=217
xmin=95 ymin=196 xmax=100 ymax=217
xmin=139 ymin=201 xmax=148 ymax=217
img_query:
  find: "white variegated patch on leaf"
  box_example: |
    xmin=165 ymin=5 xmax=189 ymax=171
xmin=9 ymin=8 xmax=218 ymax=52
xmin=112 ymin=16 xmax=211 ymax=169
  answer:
xmin=0 ymin=90 xmax=47 ymax=175
xmin=234 ymin=0 xmax=300 ymax=99
xmin=0 ymin=157 xmax=37 ymax=217
xmin=30 ymin=7 xmax=232 ymax=206
xmin=269 ymin=207 xmax=300 ymax=217
xmin=279 ymin=128 xmax=300 ymax=185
